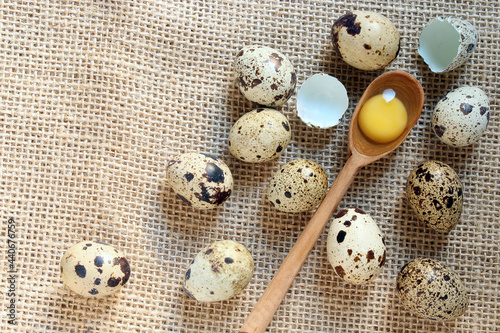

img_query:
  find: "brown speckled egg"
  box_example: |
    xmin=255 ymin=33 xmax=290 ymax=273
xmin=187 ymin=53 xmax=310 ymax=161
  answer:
xmin=234 ymin=45 xmax=296 ymax=107
xmin=432 ymin=86 xmax=490 ymax=147
xmin=327 ymin=208 xmax=386 ymax=285
xmin=267 ymin=159 xmax=328 ymax=213
xmin=228 ymin=108 xmax=291 ymax=163
xmin=331 ymin=11 xmax=400 ymax=70
xmin=406 ymin=161 xmax=463 ymax=233
xmin=166 ymin=153 xmax=233 ymax=210
xmin=183 ymin=240 xmax=254 ymax=302
xmin=60 ymin=241 xmax=131 ymax=298
xmin=397 ymin=258 xmax=469 ymax=321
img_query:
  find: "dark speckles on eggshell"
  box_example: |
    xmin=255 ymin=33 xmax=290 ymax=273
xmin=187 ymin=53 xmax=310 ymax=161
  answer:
xmin=204 ymin=163 xmax=225 ymax=183
xmin=94 ymin=278 xmax=101 ymax=285
xmin=184 ymin=173 xmax=194 ymax=181
xmin=119 ymin=258 xmax=131 ymax=285
xmin=89 ymin=288 xmax=99 ymax=295
xmin=94 ymin=256 xmax=104 ymax=267
xmin=335 ymin=209 xmax=348 ymax=219
xmin=331 ymin=12 xmax=361 ymax=52
xmin=460 ymin=103 xmax=473 ymax=115
xmin=107 ymin=277 xmax=122 ymax=288
xmin=337 ymin=230 xmax=347 ymax=243
xmin=225 ymin=257 xmax=234 ymax=264
xmin=434 ymin=125 xmax=446 ymax=137
xmin=335 ymin=265 xmax=346 ymax=278
xmin=354 ymin=208 xmax=365 ymax=214
xmin=75 ymin=264 xmax=86 ymax=278
xmin=185 ymin=269 xmax=191 ymax=280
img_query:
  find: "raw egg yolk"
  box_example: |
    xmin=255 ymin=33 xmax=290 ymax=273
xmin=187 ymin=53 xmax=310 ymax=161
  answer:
xmin=358 ymin=89 xmax=407 ymax=143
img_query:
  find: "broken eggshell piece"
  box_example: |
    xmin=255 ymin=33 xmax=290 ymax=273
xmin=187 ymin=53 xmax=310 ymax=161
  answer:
xmin=296 ymin=73 xmax=349 ymax=129
xmin=418 ymin=16 xmax=478 ymax=73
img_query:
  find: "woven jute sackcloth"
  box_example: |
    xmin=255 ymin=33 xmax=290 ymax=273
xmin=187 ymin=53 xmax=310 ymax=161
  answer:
xmin=0 ymin=1 xmax=498 ymax=332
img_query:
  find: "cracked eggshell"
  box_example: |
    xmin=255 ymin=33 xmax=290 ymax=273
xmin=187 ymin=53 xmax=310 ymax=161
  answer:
xmin=166 ymin=153 xmax=233 ymax=209
xmin=267 ymin=159 xmax=328 ymax=213
xmin=228 ymin=108 xmax=291 ymax=163
xmin=432 ymin=86 xmax=490 ymax=147
xmin=296 ymin=73 xmax=349 ymax=129
xmin=406 ymin=161 xmax=463 ymax=233
xmin=327 ymin=208 xmax=386 ymax=285
xmin=60 ymin=241 xmax=131 ymax=298
xmin=418 ymin=16 xmax=478 ymax=73
xmin=234 ymin=45 xmax=296 ymax=107
xmin=183 ymin=240 xmax=254 ymax=302
xmin=397 ymin=258 xmax=469 ymax=321
xmin=331 ymin=11 xmax=400 ymax=71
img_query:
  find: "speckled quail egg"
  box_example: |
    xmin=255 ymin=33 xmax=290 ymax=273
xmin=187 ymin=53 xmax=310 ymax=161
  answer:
xmin=331 ymin=11 xmax=400 ymax=70
xmin=419 ymin=16 xmax=478 ymax=73
xmin=327 ymin=208 xmax=386 ymax=285
xmin=228 ymin=108 xmax=291 ymax=163
xmin=183 ymin=240 xmax=254 ymax=302
xmin=397 ymin=258 xmax=469 ymax=321
xmin=267 ymin=159 xmax=328 ymax=213
xmin=234 ymin=45 xmax=296 ymax=107
xmin=60 ymin=241 xmax=131 ymax=298
xmin=166 ymin=153 xmax=233 ymax=210
xmin=406 ymin=161 xmax=463 ymax=233
xmin=432 ymin=86 xmax=490 ymax=147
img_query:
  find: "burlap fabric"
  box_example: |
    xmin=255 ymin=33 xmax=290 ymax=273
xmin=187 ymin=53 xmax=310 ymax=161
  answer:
xmin=0 ymin=1 xmax=498 ymax=332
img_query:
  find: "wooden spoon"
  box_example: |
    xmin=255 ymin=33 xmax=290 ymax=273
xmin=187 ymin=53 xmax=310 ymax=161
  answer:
xmin=240 ymin=70 xmax=424 ymax=333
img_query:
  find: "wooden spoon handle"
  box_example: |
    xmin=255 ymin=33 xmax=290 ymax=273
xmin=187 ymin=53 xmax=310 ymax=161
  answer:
xmin=240 ymin=154 xmax=364 ymax=333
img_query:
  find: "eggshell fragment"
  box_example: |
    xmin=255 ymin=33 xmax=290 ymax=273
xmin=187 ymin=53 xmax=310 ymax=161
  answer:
xmin=166 ymin=153 xmax=233 ymax=209
xmin=327 ymin=208 xmax=386 ymax=285
xmin=331 ymin=11 xmax=400 ymax=70
xmin=406 ymin=161 xmax=463 ymax=233
xmin=183 ymin=240 xmax=254 ymax=302
xmin=228 ymin=108 xmax=291 ymax=163
xmin=60 ymin=241 xmax=131 ymax=298
xmin=296 ymin=73 xmax=349 ymax=129
xmin=397 ymin=258 xmax=469 ymax=321
xmin=432 ymin=86 xmax=490 ymax=147
xmin=267 ymin=159 xmax=328 ymax=213
xmin=234 ymin=45 xmax=296 ymax=107
xmin=418 ymin=16 xmax=478 ymax=73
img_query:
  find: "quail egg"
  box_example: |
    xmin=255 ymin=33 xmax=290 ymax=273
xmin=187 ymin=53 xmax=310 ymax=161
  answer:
xmin=60 ymin=241 xmax=131 ymax=298
xmin=406 ymin=161 xmax=463 ymax=233
xmin=166 ymin=153 xmax=233 ymax=210
xmin=397 ymin=258 xmax=469 ymax=321
xmin=327 ymin=208 xmax=386 ymax=285
xmin=234 ymin=45 xmax=296 ymax=107
xmin=331 ymin=11 xmax=400 ymax=70
xmin=432 ymin=86 xmax=490 ymax=147
xmin=267 ymin=159 xmax=328 ymax=213
xmin=183 ymin=240 xmax=254 ymax=302
xmin=228 ymin=108 xmax=291 ymax=163
xmin=418 ymin=16 xmax=478 ymax=73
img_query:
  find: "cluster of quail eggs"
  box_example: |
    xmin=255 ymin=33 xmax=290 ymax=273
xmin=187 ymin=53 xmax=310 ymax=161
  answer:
xmin=58 ymin=7 xmax=489 ymax=326
xmin=158 ymin=10 xmax=487 ymax=320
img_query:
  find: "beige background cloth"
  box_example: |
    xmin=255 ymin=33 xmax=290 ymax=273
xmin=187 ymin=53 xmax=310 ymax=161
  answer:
xmin=0 ymin=1 xmax=498 ymax=332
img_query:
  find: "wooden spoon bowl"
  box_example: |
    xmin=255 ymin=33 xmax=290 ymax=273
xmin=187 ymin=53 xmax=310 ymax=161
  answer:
xmin=240 ymin=70 xmax=424 ymax=333
xmin=350 ymin=70 xmax=425 ymax=161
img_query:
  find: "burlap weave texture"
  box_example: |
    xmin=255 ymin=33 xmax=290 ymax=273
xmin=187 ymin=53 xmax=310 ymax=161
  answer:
xmin=0 ymin=1 xmax=498 ymax=332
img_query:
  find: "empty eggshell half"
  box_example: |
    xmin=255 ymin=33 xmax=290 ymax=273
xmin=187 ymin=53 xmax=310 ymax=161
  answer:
xmin=418 ymin=16 xmax=478 ymax=73
xmin=296 ymin=73 xmax=349 ymax=129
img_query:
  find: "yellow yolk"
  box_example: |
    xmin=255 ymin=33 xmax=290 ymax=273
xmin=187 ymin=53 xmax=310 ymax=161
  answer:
xmin=358 ymin=91 xmax=407 ymax=143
